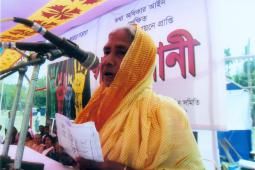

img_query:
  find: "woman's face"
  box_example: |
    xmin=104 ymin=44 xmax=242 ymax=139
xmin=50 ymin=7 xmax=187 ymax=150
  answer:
xmin=45 ymin=137 xmax=52 ymax=148
xmin=101 ymin=29 xmax=132 ymax=87
xmin=34 ymin=135 xmax=41 ymax=144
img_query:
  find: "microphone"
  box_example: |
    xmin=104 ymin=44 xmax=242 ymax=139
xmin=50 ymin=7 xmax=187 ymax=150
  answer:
xmin=0 ymin=42 xmax=57 ymax=53
xmin=13 ymin=17 xmax=99 ymax=70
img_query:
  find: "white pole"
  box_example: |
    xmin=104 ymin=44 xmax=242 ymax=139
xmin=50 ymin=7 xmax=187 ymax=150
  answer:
xmin=14 ymin=65 xmax=40 ymax=169
xmin=2 ymin=70 xmax=26 ymax=157
xmin=205 ymin=0 xmax=220 ymax=169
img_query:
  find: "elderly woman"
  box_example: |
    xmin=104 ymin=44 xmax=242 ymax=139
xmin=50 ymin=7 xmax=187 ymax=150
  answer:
xmin=74 ymin=25 xmax=204 ymax=170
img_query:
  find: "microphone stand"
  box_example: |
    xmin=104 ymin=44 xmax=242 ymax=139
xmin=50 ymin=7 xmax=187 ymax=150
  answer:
xmin=0 ymin=58 xmax=45 ymax=76
xmin=0 ymin=57 xmax=45 ymax=170
xmin=14 ymin=64 xmax=40 ymax=170
xmin=0 ymin=69 xmax=18 ymax=80
xmin=0 ymin=65 xmax=27 ymax=169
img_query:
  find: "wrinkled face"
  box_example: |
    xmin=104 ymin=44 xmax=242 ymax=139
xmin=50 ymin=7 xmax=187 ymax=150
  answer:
xmin=101 ymin=29 xmax=133 ymax=87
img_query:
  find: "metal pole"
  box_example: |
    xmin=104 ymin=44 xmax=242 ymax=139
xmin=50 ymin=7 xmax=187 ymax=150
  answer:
xmin=1 ymin=67 xmax=27 ymax=156
xmin=14 ymin=64 xmax=40 ymax=169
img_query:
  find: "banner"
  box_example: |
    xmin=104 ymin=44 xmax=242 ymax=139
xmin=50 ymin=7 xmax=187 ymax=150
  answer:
xmin=47 ymin=58 xmax=90 ymax=119
xmin=61 ymin=0 xmax=229 ymax=130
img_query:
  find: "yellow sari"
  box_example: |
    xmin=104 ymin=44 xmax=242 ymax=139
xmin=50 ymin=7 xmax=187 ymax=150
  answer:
xmin=76 ymin=25 xmax=204 ymax=169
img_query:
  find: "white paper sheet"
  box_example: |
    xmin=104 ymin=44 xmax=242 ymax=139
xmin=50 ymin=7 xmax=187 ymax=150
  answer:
xmin=55 ymin=113 xmax=104 ymax=162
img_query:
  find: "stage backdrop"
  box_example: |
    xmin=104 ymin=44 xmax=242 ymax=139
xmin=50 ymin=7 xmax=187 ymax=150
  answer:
xmin=57 ymin=0 xmax=229 ymax=130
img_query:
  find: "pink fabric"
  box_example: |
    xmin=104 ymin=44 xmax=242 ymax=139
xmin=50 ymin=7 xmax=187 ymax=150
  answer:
xmin=0 ymin=144 xmax=72 ymax=170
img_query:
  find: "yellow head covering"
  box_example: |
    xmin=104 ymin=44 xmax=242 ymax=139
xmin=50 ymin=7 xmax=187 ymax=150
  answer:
xmin=75 ymin=24 xmax=156 ymax=129
xmin=75 ymin=25 xmax=204 ymax=169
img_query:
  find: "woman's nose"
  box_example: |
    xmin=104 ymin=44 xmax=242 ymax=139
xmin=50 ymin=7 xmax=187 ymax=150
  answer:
xmin=103 ymin=54 xmax=115 ymax=65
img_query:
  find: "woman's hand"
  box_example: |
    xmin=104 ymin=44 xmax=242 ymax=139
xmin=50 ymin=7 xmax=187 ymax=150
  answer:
xmin=75 ymin=157 xmax=135 ymax=170
xmin=55 ymin=144 xmax=76 ymax=166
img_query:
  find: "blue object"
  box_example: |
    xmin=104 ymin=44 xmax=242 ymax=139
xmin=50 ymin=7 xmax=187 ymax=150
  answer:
xmin=0 ymin=48 xmax=3 ymax=55
xmin=217 ymin=130 xmax=251 ymax=161
xmin=226 ymin=82 xmax=242 ymax=90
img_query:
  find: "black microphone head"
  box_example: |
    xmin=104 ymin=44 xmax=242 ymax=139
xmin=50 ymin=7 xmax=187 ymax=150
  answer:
xmin=80 ymin=51 xmax=99 ymax=70
xmin=90 ymin=55 xmax=99 ymax=70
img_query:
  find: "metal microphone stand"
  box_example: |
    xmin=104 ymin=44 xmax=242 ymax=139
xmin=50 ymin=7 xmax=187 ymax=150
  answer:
xmin=0 ymin=57 xmax=45 ymax=170
xmin=0 ymin=63 xmax=27 ymax=170
xmin=14 ymin=63 xmax=41 ymax=170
